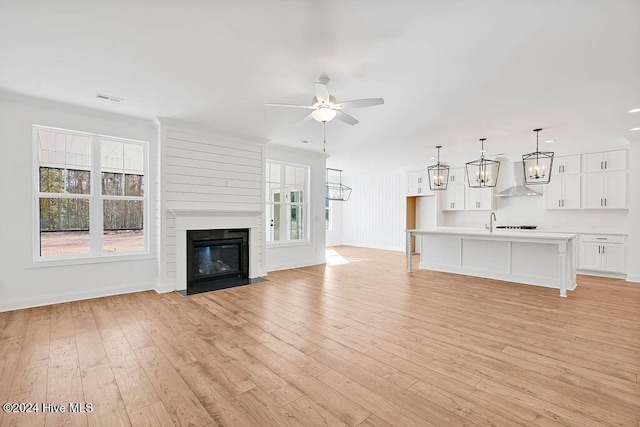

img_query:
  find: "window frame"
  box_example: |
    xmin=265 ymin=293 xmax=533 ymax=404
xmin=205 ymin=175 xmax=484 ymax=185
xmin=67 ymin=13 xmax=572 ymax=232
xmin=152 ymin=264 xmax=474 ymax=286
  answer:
xmin=32 ymin=125 xmax=150 ymax=263
xmin=265 ymin=160 xmax=310 ymax=246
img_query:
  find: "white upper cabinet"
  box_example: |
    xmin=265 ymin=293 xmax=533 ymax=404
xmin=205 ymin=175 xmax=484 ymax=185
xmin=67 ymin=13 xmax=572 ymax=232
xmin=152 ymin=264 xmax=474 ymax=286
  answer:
xmin=581 ymin=149 xmax=628 ymax=209
xmin=407 ymin=171 xmax=434 ymax=196
xmin=441 ymin=183 xmax=465 ymax=211
xmin=465 ymin=187 xmax=494 ymax=211
xmin=582 ymin=171 xmax=627 ymax=209
xmin=448 ymin=167 xmax=464 ymax=185
xmin=545 ymin=174 xmax=580 ymax=209
xmin=583 ymin=150 xmax=627 ymax=173
xmin=554 ymin=155 xmax=581 ymax=175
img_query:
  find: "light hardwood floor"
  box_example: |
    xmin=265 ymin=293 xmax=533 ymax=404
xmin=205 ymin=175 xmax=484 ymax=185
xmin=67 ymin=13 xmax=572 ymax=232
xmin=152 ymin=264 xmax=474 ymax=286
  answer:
xmin=1 ymin=246 xmax=639 ymax=427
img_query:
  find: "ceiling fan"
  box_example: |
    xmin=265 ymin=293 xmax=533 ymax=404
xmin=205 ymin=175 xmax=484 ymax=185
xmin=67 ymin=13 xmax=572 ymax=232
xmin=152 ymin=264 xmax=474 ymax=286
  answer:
xmin=265 ymin=76 xmax=384 ymax=125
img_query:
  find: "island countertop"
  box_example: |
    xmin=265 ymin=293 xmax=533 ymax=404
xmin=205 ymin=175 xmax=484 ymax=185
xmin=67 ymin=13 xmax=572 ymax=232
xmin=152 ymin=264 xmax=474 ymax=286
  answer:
xmin=407 ymin=227 xmax=578 ymax=241
xmin=406 ymin=228 xmax=577 ymax=297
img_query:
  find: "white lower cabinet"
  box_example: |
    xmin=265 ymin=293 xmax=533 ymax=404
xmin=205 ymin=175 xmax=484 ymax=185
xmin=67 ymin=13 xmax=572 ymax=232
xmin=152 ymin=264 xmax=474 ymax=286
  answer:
xmin=578 ymin=235 xmax=626 ymax=274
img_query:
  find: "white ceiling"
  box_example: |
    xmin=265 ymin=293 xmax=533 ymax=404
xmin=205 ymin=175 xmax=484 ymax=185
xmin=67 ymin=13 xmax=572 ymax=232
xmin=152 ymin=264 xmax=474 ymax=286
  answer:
xmin=2 ymin=0 xmax=639 ymax=174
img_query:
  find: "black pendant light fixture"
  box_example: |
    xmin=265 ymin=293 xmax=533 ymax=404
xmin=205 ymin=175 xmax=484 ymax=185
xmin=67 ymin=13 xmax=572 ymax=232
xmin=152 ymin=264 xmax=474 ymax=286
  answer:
xmin=466 ymin=138 xmax=500 ymax=188
xmin=427 ymin=145 xmax=449 ymax=191
xmin=522 ymin=128 xmax=554 ymax=185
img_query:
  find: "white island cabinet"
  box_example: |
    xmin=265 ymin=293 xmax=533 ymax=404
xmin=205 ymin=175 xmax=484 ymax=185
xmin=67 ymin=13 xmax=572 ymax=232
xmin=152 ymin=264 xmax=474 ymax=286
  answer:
xmin=406 ymin=228 xmax=577 ymax=297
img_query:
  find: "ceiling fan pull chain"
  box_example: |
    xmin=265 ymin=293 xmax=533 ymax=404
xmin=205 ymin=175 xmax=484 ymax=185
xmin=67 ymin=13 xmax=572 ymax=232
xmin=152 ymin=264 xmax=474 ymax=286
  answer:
xmin=323 ymin=122 xmax=326 ymax=153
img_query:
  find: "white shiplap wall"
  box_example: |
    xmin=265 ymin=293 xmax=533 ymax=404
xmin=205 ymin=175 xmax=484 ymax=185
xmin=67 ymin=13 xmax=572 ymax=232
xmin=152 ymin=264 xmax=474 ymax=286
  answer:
xmin=342 ymin=171 xmax=407 ymax=252
xmin=157 ymin=121 xmax=267 ymax=290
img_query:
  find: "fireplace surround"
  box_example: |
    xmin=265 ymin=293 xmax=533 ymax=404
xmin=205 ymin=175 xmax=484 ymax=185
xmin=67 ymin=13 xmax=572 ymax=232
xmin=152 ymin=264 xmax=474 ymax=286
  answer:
xmin=169 ymin=209 xmax=266 ymax=295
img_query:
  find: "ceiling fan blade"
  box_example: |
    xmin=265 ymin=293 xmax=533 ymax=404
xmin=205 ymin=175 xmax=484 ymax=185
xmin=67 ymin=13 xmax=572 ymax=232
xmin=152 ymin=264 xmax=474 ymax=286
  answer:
xmin=315 ymin=83 xmax=330 ymax=104
xmin=334 ymin=98 xmax=384 ymax=109
xmin=335 ymin=110 xmax=359 ymax=125
xmin=294 ymin=113 xmax=314 ymax=126
xmin=265 ymin=103 xmax=314 ymax=109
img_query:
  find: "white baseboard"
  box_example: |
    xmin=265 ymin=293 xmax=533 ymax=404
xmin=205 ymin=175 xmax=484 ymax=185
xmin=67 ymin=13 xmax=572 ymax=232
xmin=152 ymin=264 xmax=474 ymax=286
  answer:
xmin=267 ymin=259 xmax=326 ymax=273
xmin=626 ymin=274 xmax=640 ymax=283
xmin=0 ymin=282 xmax=155 ymax=312
xmin=577 ymin=269 xmax=627 ymax=280
xmin=154 ymin=281 xmax=176 ymax=293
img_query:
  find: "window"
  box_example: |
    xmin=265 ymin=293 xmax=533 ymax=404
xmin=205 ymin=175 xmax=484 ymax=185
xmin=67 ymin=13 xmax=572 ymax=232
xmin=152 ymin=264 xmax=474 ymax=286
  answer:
xmin=35 ymin=126 xmax=148 ymax=259
xmin=266 ymin=161 xmax=309 ymax=243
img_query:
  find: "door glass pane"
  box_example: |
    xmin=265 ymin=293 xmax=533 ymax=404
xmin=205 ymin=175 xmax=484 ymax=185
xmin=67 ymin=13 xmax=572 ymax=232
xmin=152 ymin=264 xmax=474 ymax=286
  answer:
xmin=39 ymin=198 xmax=90 ymax=257
xmin=289 ymin=205 xmax=304 ymax=240
xmin=267 ymin=183 xmax=281 ymax=203
xmin=103 ymin=200 xmax=144 ymax=253
xmin=266 ymin=204 xmax=280 ymax=242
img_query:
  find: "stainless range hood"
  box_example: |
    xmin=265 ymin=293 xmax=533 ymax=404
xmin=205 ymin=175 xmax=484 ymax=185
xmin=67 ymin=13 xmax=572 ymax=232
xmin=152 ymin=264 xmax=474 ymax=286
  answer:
xmin=494 ymin=157 xmax=542 ymax=198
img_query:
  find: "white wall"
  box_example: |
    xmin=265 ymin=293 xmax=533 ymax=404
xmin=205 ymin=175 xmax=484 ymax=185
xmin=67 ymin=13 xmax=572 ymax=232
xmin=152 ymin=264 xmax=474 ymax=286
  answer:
xmin=0 ymin=92 xmax=157 ymax=311
xmin=326 ymin=199 xmax=344 ymax=247
xmin=627 ymin=139 xmax=640 ymax=283
xmin=265 ymin=145 xmax=327 ymax=271
xmin=342 ymin=171 xmax=407 ymax=252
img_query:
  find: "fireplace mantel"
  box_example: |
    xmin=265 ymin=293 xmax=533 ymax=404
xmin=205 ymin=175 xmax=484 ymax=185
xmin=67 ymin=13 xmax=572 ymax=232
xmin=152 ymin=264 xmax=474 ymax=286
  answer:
xmin=168 ymin=209 xmax=262 ymax=217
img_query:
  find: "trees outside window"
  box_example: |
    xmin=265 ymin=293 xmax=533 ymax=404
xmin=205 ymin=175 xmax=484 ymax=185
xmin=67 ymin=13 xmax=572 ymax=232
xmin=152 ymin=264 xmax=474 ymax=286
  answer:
xmin=35 ymin=127 xmax=147 ymax=259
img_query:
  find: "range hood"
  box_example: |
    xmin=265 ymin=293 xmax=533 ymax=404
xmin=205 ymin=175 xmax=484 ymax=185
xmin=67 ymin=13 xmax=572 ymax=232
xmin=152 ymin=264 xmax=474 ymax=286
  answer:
xmin=494 ymin=157 xmax=542 ymax=198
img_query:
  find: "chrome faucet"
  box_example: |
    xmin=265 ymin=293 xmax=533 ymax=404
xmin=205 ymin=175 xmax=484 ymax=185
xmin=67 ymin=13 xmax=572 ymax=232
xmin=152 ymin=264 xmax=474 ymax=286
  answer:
xmin=487 ymin=212 xmax=497 ymax=232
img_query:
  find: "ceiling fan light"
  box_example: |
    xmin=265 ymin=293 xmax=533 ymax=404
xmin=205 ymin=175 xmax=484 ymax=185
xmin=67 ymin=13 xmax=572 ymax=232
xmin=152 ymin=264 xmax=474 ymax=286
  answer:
xmin=311 ymin=108 xmax=337 ymax=123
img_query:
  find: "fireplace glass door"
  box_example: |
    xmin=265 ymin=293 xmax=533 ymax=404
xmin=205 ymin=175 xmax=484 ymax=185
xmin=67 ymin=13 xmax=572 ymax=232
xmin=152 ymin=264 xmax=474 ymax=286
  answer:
xmin=192 ymin=238 xmax=242 ymax=283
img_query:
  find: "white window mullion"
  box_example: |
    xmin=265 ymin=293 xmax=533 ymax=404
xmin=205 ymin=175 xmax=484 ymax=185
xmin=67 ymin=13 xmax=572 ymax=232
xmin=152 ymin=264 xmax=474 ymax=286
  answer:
xmin=280 ymin=165 xmax=288 ymax=242
xmin=89 ymin=136 xmax=103 ymax=255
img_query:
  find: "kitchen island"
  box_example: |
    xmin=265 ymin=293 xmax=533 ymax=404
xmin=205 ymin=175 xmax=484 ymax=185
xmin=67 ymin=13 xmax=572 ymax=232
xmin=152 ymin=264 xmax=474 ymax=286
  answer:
xmin=406 ymin=228 xmax=578 ymax=297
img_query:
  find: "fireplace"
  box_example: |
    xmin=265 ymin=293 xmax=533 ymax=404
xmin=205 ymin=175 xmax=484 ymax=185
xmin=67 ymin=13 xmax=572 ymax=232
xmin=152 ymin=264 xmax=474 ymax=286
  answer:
xmin=185 ymin=228 xmax=249 ymax=295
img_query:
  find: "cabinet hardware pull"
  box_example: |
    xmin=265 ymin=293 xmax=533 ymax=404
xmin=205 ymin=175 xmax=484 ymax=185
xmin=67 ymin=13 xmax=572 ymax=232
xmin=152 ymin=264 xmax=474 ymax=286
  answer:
xmin=604 ymin=198 xmax=607 ymax=207
xmin=602 ymin=246 xmax=605 ymax=254
xmin=596 ymin=237 xmax=607 ymax=240
xmin=558 ymin=200 xmax=560 ymax=207
xmin=604 ymin=161 xmax=607 ymax=169
xmin=600 ymin=161 xmax=603 ymax=170
xmin=598 ymin=246 xmax=601 ymax=254
xmin=600 ymin=198 xmax=603 ymax=207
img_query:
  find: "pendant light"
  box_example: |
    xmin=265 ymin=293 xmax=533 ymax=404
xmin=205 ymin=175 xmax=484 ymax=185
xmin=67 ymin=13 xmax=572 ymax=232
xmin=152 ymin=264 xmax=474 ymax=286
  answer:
xmin=465 ymin=138 xmax=500 ymax=188
xmin=522 ymin=128 xmax=554 ymax=185
xmin=326 ymin=168 xmax=352 ymax=201
xmin=427 ymin=145 xmax=449 ymax=191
